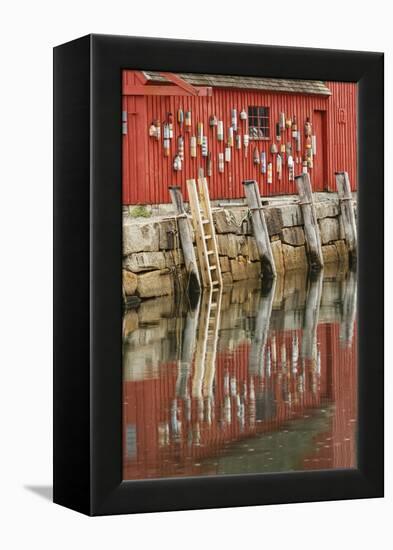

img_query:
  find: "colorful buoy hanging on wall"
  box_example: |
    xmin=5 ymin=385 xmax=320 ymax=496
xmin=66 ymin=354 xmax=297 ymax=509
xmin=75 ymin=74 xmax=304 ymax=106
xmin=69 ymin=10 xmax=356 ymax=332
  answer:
xmin=267 ymin=162 xmax=273 ymax=184
xmin=190 ymin=136 xmax=197 ymax=158
xmin=218 ymin=152 xmax=224 ymax=173
xmin=217 ymin=120 xmax=224 ymax=141
xmin=261 ymin=151 xmax=267 ymax=174
xmin=185 ymin=110 xmax=192 ymax=131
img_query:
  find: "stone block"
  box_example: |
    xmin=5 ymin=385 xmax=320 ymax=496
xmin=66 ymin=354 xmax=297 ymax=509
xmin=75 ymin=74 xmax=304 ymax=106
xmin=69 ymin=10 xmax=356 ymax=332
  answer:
xmin=213 ymin=209 xmax=240 ymax=234
xmin=322 ymin=244 xmax=339 ymax=264
xmin=271 ymin=240 xmax=284 ymax=275
xmin=159 ymin=219 xmax=177 ymax=250
xmin=246 ymin=261 xmax=261 ymax=279
xmin=222 ymin=272 xmax=233 ymax=286
xmin=220 ymin=256 xmax=230 ymax=273
xmin=315 ymin=201 xmax=339 ymax=219
xmin=335 ymin=239 xmax=349 ymax=267
xmin=124 ymin=251 xmax=166 ymax=272
xmin=280 ymin=226 xmax=305 ymax=246
xmin=217 ymin=234 xmax=239 ymax=258
xmin=230 ymin=259 xmax=248 ymax=281
xmin=123 ymin=221 xmax=160 ymax=255
xmin=264 ymin=207 xmax=283 ymax=235
xmin=277 ymin=204 xmax=303 ymax=228
xmin=136 ymin=269 xmax=173 ymax=298
xmin=319 ymin=217 xmax=340 ymax=244
xmin=281 ymin=244 xmax=307 ymax=271
xmin=123 ymin=310 xmax=139 ymax=336
xmin=123 ymin=270 xmax=138 ymax=295
xmin=247 ymin=236 xmax=260 ymax=261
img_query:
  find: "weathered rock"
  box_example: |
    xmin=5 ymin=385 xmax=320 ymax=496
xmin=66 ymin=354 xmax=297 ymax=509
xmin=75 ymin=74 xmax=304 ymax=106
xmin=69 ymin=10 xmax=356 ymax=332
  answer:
xmin=315 ymin=201 xmax=339 ymax=219
xmin=159 ymin=219 xmax=177 ymax=250
xmin=123 ymin=221 xmax=160 ymax=255
xmin=222 ymin=271 xmax=233 ymax=286
xmin=213 ymin=209 xmax=240 ymax=234
xmin=230 ymin=258 xmax=247 ymax=281
xmin=124 ymin=251 xmax=166 ymax=272
xmin=247 ymin=236 xmax=260 ymax=261
xmin=319 ymin=217 xmax=340 ymax=244
xmin=136 ymin=269 xmax=173 ymax=298
xmin=217 ymin=234 xmax=239 ymax=258
xmin=274 ymin=204 xmax=303 ymax=229
xmin=123 ymin=270 xmax=138 ymax=295
xmin=335 ymin=239 xmax=349 ymax=266
xmin=281 ymin=244 xmax=307 ymax=271
xmin=220 ymin=256 xmax=230 ymax=273
xmin=264 ymin=207 xmax=283 ymax=235
xmin=322 ymin=244 xmax=339 ymax=264
xmin=123 ymin=310 xmax=139 ymax=335
xmin=280 ymin=226 xmax=305 ymax=247
xmin=271 ymin=240 xmax=284 ymax=275
xmin=246 ymin=261 xmax=261 ymax=279
xmin=137 ymin=295 xmax=174 ymax=323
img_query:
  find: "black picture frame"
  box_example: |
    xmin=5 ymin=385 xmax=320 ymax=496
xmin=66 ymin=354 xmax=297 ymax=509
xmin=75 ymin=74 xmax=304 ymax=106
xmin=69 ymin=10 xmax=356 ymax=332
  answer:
xmin=53 ymin=34 xmax=384 ymax=516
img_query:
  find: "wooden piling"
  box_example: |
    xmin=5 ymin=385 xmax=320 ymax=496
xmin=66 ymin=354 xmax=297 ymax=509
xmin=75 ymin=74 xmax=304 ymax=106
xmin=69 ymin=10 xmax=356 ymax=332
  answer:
xmin=335 ymin=171 xmax=357 ymax=264
xmin=295 ymin=173 xmax=324 ymax=270
xmin=243 ymin=180 xmax=276 ymax=279
xmin=301 ymin=269 xmax=323 ymax=359
xmin=169 ymin=186 xmax=201 ymax=295
xmin=249 ymin=279 xmax=276 ymax=376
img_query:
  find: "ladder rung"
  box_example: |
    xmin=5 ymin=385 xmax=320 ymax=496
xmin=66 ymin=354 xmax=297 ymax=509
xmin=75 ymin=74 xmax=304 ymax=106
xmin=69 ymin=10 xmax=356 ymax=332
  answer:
xmin=212 ymin=280 xmax=219 ymax=286
xmin=202 ymin=219 xmax=210 ymax=225
xmin=207 ymin=250 xmax=214 ymax=256
xmin=204 ymin=234 xmax=212 ymax=240
xmin=209 ymin=265 xmax=217 ymax=271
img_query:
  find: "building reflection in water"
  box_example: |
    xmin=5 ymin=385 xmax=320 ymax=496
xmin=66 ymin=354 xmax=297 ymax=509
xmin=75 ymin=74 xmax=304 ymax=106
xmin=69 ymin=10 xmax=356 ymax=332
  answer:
xmin=123 ymin=267 xmax=357 ymax=480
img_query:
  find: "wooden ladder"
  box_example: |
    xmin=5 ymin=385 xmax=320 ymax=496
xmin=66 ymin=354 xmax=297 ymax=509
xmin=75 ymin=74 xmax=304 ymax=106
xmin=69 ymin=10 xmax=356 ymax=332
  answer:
xmin=186 ymin=177 xmax=223 ymax=289
xmin=191 ymin=287 xmax=223 ymax=404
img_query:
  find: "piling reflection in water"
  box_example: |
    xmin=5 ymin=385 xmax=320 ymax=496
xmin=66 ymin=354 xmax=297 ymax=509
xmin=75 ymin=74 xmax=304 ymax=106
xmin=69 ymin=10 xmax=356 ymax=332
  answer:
xmin=123 ymin=268 xmax=357 ymax=480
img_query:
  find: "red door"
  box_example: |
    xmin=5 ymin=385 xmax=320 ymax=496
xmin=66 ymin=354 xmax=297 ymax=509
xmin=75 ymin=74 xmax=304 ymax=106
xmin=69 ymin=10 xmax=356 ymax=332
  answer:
xmin=312 ymin=110 xmax=327 ymax=191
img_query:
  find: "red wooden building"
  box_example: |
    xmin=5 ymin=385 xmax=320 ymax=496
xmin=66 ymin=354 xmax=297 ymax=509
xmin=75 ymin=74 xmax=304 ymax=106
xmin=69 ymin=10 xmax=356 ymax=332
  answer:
xmin=122 ymin=70 xmax=357 ymax=205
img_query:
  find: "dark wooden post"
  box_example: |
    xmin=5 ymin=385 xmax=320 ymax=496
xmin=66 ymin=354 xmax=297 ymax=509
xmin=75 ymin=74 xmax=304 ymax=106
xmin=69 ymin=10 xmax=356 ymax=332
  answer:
xmin=169 ymin=186 xmax=201 ymax=295
xmin=339 ymin=268 xmax=357 ymax=347
xmin=335 ymin=171 xmax=357 ymax=263
xmin=295 ymin=173 xmax=324 ymax=270
xmin=243 ymin=180 xmax=276 ymax=279
xmin=301 ymin=269 xmax=323 ymax=359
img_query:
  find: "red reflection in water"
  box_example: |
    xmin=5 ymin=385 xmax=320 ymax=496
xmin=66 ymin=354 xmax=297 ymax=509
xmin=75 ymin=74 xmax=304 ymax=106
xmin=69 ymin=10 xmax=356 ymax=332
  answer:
xmin=123 ymin=309 xmax=357 ymax=480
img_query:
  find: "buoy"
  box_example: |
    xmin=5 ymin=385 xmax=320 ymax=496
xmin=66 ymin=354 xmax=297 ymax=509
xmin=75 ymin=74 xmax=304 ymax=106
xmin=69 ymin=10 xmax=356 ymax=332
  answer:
xmin=271 ymin=142 xmax=278 ymax=154
xmin=302 ymin=155 xmax=308 ymax=174
xmin=197 ymin=122 xmax=203 ymax=145
xmin=240 ymin=109 xmax=247 ymax=120
xmin=178 ymin=136 xmax=184 ymax=160
xmin=227 ymin=126 xmax=234 ymax=147
xmin=312 ymin=135 xmax=317 ymax=155
xmin=276 ymin=122 xmax=281 ymax=141
xmin=267 ymin=162 xmax=273 ymax=184
xmin=280 ymin=143 xmax=286 ymax=154
xmin=218 ymin=152 xmax=224 ymax=173
xmin=235 ymin=135 xmax=241 ymax=149
xmin=279 ymin=112 xmax=285 ymax=131
xmin=292 ymin=115 xmax=297 ymax=132
xmin=307 ymin=148 xmax=313 ymax=168
xmin=286 ymin=117 xmax=292 ymax=129
xmin=202 ymin=136 xmax=208 ymax=157
xmin=231 ymin=108 xmax=237 ymax=131
xmin=209 ymin=115 xmax=218 ymax=127
xmin=207 ymin=152 xmax=212 ymax=176
xmin=243 ymin=134 xmax=249 ymax=157
xmin=185 ymin=111 xmax=192 ymax=131
xmin=305 ymin=116 xmax=312 ymax=137
xmin=149 ymin=123 xmax=156 ymax=137
xmin=163 ymin=123 xmax=170 ymax=139
xmin=177 ymin=108 xmax=184 ymax=128
xmin=217 ymin=120 xmax=224 ymax=141
xmin=285 ymin=142 xmax=292 ymax=156
xmin=296 ymin=132 xmax=301 ymax=152
xmin=190 ymin=136 xmax=197 ymax=158
xmin=168 ymin=113 xmax=174 ymax=138
xmin=163 ymin=138 xmax=170 ymax=157
xmin=155 ymin=120 xmax=161 ymax=140
xmin=277 ymin=154 xmax=282 ymax=181
xmin=173 ymin=154 xmax=182 ymax=171
xmin=225 ymin=147 xmax=231 ymax=162
xmin=261 ymin=151 xmax=267 ymax=174
xmin=288 ymin=155 xmax=294 ymax=181
xmin=253 ymin=147 xmax=260 ymax=165
xmin=305 ymin=135 xmax=312 ymax=149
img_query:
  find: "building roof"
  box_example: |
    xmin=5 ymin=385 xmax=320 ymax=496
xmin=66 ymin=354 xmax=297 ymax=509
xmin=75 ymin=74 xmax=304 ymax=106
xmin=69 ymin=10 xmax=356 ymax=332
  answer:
xmin=142 ymin=71 xmax=332 ymax=96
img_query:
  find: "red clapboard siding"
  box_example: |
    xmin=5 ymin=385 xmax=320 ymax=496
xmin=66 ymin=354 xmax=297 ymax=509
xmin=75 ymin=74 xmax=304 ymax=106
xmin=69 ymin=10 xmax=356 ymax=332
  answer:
xmin=122 ymin=71 xmax=357 ymax=205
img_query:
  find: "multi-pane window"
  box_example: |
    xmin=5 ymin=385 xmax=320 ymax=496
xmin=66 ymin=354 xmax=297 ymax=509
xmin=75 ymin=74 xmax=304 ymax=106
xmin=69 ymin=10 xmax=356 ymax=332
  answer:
xmin=248 ymin=106 xmax=270 ymax=139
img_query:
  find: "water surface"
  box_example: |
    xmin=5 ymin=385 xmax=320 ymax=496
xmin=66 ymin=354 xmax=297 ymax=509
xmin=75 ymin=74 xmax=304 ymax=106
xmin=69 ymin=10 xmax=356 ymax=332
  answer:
xmin=123 ymin=268 xmax=357 ymax=480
